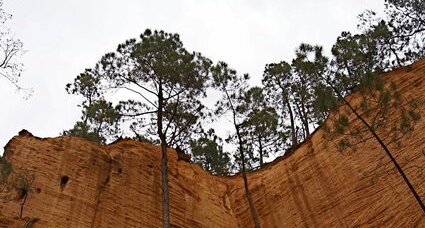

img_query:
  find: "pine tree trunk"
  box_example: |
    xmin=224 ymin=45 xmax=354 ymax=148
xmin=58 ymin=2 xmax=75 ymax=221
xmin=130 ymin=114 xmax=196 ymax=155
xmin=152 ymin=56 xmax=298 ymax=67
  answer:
xmin=295 ymin=102 xmax=308 ymax=139
xmin=236 ymin=126 xmax=261 ymax=228
xmin=161 ymin=141 xmax=170 ymax=227
xmin=300 ymin=98 xmax=310 ymax=137
xmin=286 ymin=101 xmax=297 ymax=147
xmin=158 ymin=83 xmax=170 ymax=227
xmin=258 ymin=137 xmax=264 ymax=167
xmin=243 ymin=172 xmax=260 ymax=228
xmin=224 ymin=88 xmax=261 ymax=227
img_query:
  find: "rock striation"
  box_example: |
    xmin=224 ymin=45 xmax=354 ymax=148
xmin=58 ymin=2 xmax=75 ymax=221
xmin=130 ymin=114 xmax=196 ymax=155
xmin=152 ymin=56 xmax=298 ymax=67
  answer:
xmin=1 ymin=59 xmax=425 ymax=227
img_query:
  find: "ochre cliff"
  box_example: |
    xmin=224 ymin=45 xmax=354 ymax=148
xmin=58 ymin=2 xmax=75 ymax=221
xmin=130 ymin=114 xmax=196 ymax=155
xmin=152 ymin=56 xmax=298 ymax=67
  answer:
xmin=1 ymin=59 xmax=425 ymax=227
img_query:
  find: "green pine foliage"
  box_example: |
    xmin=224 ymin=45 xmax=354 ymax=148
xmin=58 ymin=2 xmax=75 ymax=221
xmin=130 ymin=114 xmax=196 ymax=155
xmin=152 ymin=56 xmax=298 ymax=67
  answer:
xmin=190 ymin=129 xmax=231 ymax=175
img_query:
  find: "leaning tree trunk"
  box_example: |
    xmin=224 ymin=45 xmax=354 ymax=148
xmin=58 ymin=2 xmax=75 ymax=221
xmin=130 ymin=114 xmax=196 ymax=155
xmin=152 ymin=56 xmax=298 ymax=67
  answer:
xmin=236 ymin=126 xmax=261 ymax=228
xmin=224 ymin=88 xmax=261 ymax=227
xmin=325 ymin=78 xmax=425 ymax=212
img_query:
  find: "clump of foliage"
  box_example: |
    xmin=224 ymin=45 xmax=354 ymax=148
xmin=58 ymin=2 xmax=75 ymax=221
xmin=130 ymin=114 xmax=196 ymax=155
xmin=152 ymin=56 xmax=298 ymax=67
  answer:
xmin=238 ymin=87 xmax=286 ymax=167
xmin=63 ymin=71 xmax=121 ymax=144
xmin=190 ymin=129 xmax=231 ymax=175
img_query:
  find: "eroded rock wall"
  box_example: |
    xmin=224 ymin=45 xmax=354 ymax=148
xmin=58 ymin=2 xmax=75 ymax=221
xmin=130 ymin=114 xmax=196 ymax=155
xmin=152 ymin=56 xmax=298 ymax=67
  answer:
xmin=1 ymin=137 xmax=237 ymax=227
xmin=1 ymin=59 xmax=424 ymax=227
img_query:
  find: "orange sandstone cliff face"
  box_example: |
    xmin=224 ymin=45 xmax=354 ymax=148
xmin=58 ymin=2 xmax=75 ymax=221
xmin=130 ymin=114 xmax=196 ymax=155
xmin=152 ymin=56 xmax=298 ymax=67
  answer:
xmin=1 ymin=59 xmax=425 ymax=227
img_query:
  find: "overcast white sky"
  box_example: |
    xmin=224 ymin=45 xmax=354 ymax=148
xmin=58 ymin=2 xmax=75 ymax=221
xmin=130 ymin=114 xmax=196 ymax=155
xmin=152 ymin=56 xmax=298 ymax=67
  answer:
xmin=0 ymin=0 xmax=384 ymax=153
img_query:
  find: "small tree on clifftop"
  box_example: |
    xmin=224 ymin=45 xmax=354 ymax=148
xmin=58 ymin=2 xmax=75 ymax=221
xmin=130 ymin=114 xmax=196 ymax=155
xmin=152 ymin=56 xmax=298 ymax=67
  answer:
xmin=64 ymin=70 xmax=121 ymax=144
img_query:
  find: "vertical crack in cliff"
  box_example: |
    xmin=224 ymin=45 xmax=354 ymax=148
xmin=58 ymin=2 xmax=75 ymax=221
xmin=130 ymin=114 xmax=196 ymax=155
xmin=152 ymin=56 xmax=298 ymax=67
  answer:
xmin=90 ymin=152 xmax=113 ymax=228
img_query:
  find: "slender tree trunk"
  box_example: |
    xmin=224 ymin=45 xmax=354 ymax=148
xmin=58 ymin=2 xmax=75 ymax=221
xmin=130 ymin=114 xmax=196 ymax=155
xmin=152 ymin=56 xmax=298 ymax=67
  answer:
xmin=224 ymin=88 xmax=261 ymax=228
xmin=300 ymin=98 xmax=310 ymax=137
xmin=326 ymin=78 xmax=425 ymax=212
xmin=286 ymin=101 xmax=297 ymax=147
xmin=299 ymin=79 xmax=311 ymax=137
xmin=158 ymin=83 xmax=170 ymax=228
xmin=389 ymin=44 xmax=402 ymax=68
xmin=295 ymin=102 xmax=307 ymax=139
xmin=242 ymin=172 xmax=260 ymax=227
xmin=258 ymin=137 xmax=264 ymax=167
xmin=160 ymin=141 xmax=170 ymax=227
xmin=236 ymin=126 xmax=261 ymax=228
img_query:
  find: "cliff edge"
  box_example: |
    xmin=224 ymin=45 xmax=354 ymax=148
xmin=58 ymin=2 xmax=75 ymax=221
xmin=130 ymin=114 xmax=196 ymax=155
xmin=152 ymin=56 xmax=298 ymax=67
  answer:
xmin=1 ymin=59 xmax=425 ymax=227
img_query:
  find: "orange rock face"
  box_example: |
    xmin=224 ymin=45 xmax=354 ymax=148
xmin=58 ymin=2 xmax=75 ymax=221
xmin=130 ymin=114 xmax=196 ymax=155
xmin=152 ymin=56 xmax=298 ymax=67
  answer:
xmin=1 ymin=59 xmax=425 ymax=227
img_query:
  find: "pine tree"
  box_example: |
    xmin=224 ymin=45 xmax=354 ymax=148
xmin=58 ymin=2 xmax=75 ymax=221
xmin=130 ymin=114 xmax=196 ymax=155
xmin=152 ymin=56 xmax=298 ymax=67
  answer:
xmin=212 ymin=61 xmax=261 ymax=228
xmin=262 ymin=62 xmax=299 ymax=148
xmin=238 ymin=87 xmax=285 ymax=166
xmin=66 ymin=29 xmax=212 ymax=227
